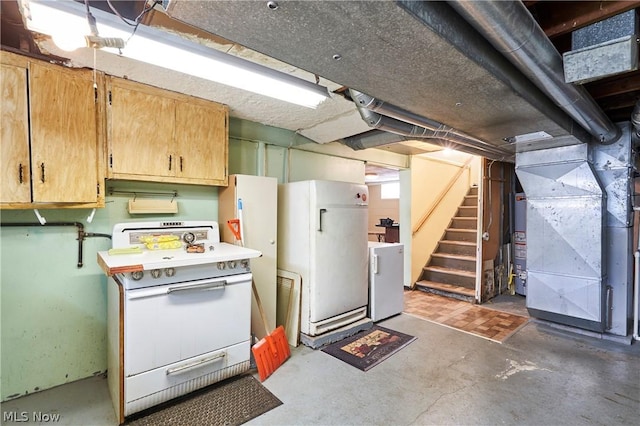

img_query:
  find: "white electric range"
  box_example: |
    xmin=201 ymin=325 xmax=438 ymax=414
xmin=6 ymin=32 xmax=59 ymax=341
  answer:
xmin=97 ymin=221 xmax=261 ymax=424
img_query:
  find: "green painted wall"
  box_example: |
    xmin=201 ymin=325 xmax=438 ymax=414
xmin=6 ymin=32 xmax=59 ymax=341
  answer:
xmin=1 ymin=116 xmax=409 ymax=401
xmin=0 ymin=181 xmax=218 ymax=401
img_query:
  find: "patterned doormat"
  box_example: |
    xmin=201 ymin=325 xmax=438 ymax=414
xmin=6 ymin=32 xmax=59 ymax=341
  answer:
xmin=321 ymin=325 xmax=416 ymax=371
xmin=126 ymin=374 xmax=282 ymax=426
xmin=404 ymin=290 xmax=529 ymax=343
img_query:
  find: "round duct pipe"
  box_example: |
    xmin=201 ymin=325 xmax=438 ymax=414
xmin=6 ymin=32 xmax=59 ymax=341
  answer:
xmin=448 ymin=0 xmax=620 ymax=144
xmin=348 ymin=89 xmax=511 ymax=160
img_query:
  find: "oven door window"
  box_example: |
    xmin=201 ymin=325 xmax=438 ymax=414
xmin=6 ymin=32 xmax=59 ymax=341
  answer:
xmin=123 ymin=274 xmax=251 ymax=376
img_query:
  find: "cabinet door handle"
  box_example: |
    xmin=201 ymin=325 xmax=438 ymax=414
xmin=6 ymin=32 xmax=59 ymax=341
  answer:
xmin=168 ymin=155 xmax=172 ymax=171
xmin=18 ymin=163 xmax=23 ymax=184
xmin=180 ymin=156 xmax=183 ymax=172
xmin=40 ymin=163 xmax=45 ymax=183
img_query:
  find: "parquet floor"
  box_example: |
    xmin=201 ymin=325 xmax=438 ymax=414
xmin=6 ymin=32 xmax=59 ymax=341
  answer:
xmin=403 ymin=290 xmax=529 ymax=343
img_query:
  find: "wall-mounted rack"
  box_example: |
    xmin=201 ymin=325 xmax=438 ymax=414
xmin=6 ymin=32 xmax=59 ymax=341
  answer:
xmin=108 ymin=190 xmax=179 ymax=214
xmin=108 ymin=190 xmax=178 ymax=200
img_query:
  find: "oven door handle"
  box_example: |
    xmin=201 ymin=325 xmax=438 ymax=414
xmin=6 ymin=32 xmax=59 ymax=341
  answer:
xmin=166 ymin=352 xmax=226 ymax=376
xmin=167 ymin=280 xmax=227 ymax=294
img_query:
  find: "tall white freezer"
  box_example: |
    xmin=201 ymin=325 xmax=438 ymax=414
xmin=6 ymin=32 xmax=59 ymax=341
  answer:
xmin=278 ymin=180 xmax=369 ymax=337
xmin=219 ymin=174 xmax=278 ymax=340
xmin=368 ymin=242 xmax=404 ymax=322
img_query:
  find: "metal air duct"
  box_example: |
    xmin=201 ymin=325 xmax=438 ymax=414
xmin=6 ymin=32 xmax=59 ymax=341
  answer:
xmin=347 ymin=89 xmax=512 ymax=161
xmin=516 ymin=144 xmax=606 ymax=332
xmin=449 ymin=0 xmax=621 ymax=144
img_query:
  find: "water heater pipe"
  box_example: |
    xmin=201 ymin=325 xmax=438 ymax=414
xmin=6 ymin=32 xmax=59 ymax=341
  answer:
xmin=634 ymin=240 xmax=640 ymax=340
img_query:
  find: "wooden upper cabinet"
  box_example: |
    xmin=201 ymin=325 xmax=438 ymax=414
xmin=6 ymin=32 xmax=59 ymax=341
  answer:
xmin=175 ymin=99 xmax=227 ymax=183
xmin=107 ymin=79 xmax=174 ymax=178
xmin=0 ymin=51 xmax=104 ymax=209
xmin=106 ymin=77 xmax=228 ymax=186
xmin=1 ymin=60 xmax=30 ymax=204
xmin=30 ymin=63 xmax=100 ymax=203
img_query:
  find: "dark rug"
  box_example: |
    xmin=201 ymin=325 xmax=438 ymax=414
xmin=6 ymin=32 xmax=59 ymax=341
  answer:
xmin=321 ymin=325 xmax=416 ymax=371
xmin=126 ymin=374 xmax=282 ymax=426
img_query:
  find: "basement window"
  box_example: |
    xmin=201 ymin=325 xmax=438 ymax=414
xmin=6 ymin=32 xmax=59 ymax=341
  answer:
xmin=381 ymin=182 xmax=400 ymax=199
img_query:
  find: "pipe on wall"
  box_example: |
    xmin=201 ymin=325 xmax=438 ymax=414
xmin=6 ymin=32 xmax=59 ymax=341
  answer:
xmin=631 ymin=100 xmax=640 ymax=138
xmin=634 ymin=247 xmax=640 ymax=340
xmin=448 ymin=0 xmax=620 ymax=144
xmin=0 ymin=222 xmax=111 ymax=267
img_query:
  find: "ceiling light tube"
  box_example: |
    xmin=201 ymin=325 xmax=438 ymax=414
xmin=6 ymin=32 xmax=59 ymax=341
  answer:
xmin=22 ymin=0 xmax=330 ymax=108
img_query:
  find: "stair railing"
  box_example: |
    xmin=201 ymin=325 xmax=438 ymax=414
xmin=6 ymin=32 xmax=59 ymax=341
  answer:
xmin=412 ymin=157 xmax=474 ymax=236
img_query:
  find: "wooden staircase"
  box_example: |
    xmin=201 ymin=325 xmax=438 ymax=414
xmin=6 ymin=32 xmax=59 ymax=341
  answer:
xmin=415 ymin=186 xmax=478 ymax=302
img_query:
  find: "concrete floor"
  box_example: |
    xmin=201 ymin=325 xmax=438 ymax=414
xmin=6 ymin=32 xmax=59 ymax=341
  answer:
xmin=2 ymin=312 xmax=639 ymax=425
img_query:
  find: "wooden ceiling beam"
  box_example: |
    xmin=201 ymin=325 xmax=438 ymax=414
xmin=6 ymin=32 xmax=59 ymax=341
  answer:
xmin=531 ymin=1 xmax=640 ymax=39
xmin=585 ymin=71 xmax=640 ymax=100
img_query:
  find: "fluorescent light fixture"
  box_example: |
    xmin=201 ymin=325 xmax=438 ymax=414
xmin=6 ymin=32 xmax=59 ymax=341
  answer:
xmin=22 ymin=0 xmax=330 ymax=108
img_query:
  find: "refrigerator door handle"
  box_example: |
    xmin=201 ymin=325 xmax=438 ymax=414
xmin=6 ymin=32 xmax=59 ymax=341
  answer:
xmin=372 ymin=254 xmax=379 ymax=274
xmin=318 ymin=208 xmax=327 ymax=231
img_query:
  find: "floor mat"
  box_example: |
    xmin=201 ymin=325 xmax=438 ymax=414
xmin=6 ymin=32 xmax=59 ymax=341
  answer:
xmin=321 ymin=325 xmax=416 ymax=371
xmin=404 ymin=290 xmax=529 ymax=343
xmin=126 ymin=374 xmax=282 ymax=426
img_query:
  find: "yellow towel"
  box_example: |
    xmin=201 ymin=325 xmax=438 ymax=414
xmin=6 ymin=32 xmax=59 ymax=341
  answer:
xmin=145 ymin=240 xmax=183 ymax=250
xmin=139 ymin=235 xmax=180 ymax=244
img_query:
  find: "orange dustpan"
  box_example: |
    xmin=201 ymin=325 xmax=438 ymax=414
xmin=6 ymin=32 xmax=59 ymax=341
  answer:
xmin=251 ymin=280 xmax=291 ymax=381
xmin=226 ymin=220 xmax=290 ymax=381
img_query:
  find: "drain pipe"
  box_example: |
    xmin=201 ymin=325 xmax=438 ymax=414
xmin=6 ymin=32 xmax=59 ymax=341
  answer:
xmin=631 ymin=101 xmax=640 ymax=138
xmin=634 ymin=244 xmax=639 ymax=340
xmin=348 ymin=89 xmax=511 ymax=160
xmin=448 ymin=0 xmax=620 ymax=144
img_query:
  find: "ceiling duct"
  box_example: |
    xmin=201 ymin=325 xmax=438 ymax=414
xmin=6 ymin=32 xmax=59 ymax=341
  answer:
xmin=448 ymin=0 xmax=621 ymax=144
xmin=346 ymin=89 xmax=512 ymax=161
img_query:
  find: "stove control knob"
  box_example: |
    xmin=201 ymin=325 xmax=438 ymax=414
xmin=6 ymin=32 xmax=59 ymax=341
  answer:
xmin=151 ymin=269 xmax=162 ymax=279
xmin=183 ymin=232 xmax=196 ymax=244
xmin=131 ymin=271 xmax=144 ymax=281
xmin=217 ymin=261 xmax=226 ymax=270
xmin=164 ymin=267 xmax=176 ymax=278
xmin=240 ymin=259 xmax=249 ymax=269
xmin=227 ymin=260 xmax=237 ymax=269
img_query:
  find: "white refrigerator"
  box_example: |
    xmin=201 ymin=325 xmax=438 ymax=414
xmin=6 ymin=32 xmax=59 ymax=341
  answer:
xmin=368 ymin=242 xmax=404 ymax=322
xmin=278 ymin=180 xmax=369 ymax=336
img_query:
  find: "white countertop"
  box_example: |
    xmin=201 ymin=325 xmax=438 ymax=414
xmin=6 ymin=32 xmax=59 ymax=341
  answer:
xmin=97 ymin=242 xmax=261 ymax=276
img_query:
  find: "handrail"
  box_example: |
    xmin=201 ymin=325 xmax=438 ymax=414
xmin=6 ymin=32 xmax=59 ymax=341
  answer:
xmin=412 ymin=157 xmax=474 ymax=236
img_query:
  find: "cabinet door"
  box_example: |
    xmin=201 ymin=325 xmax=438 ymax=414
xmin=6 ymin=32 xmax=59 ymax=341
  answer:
xmin=30 ymin=63 xmax=98 ymax=203
xmin=0 ymin=62 xmax=30 ymax=203
xmin=175 ymin=99 xmax=227 ymax=184
xmin=108 ymin=79 xmax=175 ymax=179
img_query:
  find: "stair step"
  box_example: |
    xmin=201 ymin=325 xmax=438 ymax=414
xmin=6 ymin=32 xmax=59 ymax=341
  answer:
xmin=457 ymin=206 xmax=478 ymax=217
xmin=421 ymin=266 xmax=476 ymax=287
xmin=444 ymin=228 xmax=477 ymax=242
xmin=415 ymin=280 xmax=476 ymax=300
xmin=462 ymin=195 xmax=478 ymax=206
xmin=430 ymin=253 xmax=476 ymax=272
xmin=437 ymin=240 xmax=477 ymax=256
xmin=451 ymin=217 xmax=477 ymax=230
xmin=467 ymin=186 xmax=478 ymax=196
xmin=423 ymin=265 xmax=475 ymax=277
